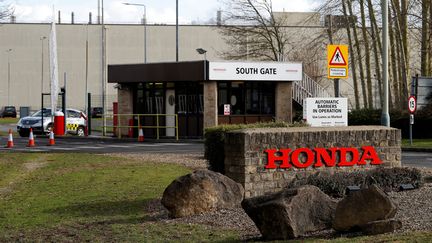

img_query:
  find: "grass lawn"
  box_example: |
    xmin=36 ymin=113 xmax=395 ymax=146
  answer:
xmin=0 ymin=152 xmax=431 ymax=242
xmin=0 ymin=153 xmax=238 ymax=242
xmin=402 ymin=138 xmax=432 ymax=149
xmin=0 ymin=117 xmax=18 ymax=125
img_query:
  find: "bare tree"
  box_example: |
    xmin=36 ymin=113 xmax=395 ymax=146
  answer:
xmin=359 ymin=0 xmax=373 ymax=108
xmin=421 ymin=0 xmax=430 ymax=75
xmin=342 ymin=0 xmax=360 ymax=109
xmin=0 ymin=0 xmax=13 ymax=20
xmin=218 ymin=0 xmax=289 ymax=61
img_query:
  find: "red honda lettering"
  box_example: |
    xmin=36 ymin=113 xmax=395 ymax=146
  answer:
xmin=314 ymin=147 xmax=337 ymax=167
xmin=338 ymin=147 xmax=360 ymax=166
xmin=359 ymin=146 xmax=382 ymax=165
xmin=291 ymin=148 xmax=314 ymax=168
xmin=264 ymin=149 xmax=291 ymax=169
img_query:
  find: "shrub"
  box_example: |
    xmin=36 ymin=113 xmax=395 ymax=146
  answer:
xmin=288 ymin=167 xmax=423 ymax=198
xmin=204 ymin=121 xmax=307 ymax=174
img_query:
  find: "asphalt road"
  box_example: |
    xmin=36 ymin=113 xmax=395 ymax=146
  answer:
xmin=402 ymin=151 xmax=432 ymax=168
xmin=0 ymin=136 xmax=431 ymax=168
xmin=0 ymin=136 xmax=203 ymax=154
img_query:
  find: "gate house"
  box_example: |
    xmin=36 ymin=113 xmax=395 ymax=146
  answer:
xmin=108 ymin=61 xmax=302 ymax=138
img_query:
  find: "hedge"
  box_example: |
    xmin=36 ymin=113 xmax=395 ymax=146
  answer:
xmin=348 ymin=108 xmax=432 ymax=138
xmin=288 ymin=167 xmax=423 ymax=198
xmin=204 ymin=121 xmax=307 ymax=174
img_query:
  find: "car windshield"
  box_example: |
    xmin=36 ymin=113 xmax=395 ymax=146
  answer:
xmin=32 ymin=109 xmax=52 ymax=117
xmin=5 ymin=107 xmax=15 ymax=111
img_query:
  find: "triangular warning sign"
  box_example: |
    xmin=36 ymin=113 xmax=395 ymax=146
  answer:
xmin=329 ymin=47 xmax=347 ymax=66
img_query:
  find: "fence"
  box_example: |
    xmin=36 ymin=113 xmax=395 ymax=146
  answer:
xmin=100 ymin=113 xmax=179 ymax=140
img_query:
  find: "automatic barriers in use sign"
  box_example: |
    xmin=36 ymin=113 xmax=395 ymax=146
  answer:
xmin=305 ymin=98 xmax=348 ymax=127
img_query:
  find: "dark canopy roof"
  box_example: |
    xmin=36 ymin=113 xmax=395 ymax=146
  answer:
xmin=108 ymin=61 xmax=207 ymax=83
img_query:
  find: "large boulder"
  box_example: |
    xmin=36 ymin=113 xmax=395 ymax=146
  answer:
xmin=161 ymin=169 xmax=244 ymax=218
xmin=333 ymin=185 xmax=397 ymax=232
xmin=242 ymin=185 xmax=337 ymax=240
xmin=360 ymin=219 xmax=402 ymax=235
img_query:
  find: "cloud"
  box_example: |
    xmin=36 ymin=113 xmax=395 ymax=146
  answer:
xmin=13 ymin=4 xmax=53 ymax=22
xmin=8 ymin=0 xmax=318 ymax=24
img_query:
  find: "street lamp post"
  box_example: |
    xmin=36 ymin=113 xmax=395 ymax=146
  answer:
xmin=123 ymin=2 xmax=147 ymax=63
xmin=40 ymin=36 xmax=47 ymax=95
xmin=196 ymin=48 xmax=207 ymax=81
xmin=381 ymin=0 xmax=390 ymax=126
xmin=6 ymin=49 xmax=12 ymax=106
xmin=40 ymin=36 xmax=47 ymax=130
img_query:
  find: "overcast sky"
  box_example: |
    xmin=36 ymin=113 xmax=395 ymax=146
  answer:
xmin=9 ymin=0 xmax=320 ymax=24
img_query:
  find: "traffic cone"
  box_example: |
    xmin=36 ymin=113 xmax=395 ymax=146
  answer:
xmin=48 ymin=131 xmax=55 ymax=146
xmin=27 ymin=128 xmax=35 ymax=147
xmin=138 ymin=127 xmax=144 ymax=142
xmin=5 ymin=129 xmax=14 ymax=148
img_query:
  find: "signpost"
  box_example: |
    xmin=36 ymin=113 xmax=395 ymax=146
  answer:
xmin=304 ymin=98 xmax=348 ymax=127
xmin=328 ymin=45 xmax=348 ymax=97
xmin=408 ymin=95 xmax=417 ymax=145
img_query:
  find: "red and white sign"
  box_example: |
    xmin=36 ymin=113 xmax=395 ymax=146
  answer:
xmin=209 ymin=61 xmax=302 ymax=81
xmin=264 ymin=146 xmax=382 ymax=169
xmin=408 ymin=96 xmax=417 ymax=113
xmin=329 ymin=47 xmax=347 ymax=66
xmin=224 ymin=104 xmax=231 ymax=116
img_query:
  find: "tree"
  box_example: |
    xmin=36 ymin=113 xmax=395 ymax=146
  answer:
xmin=0 ymin=0 xmax=13 ymax=20
xmin=420 ymin=0 xmax=430 ymax=76
xmin=218 ymin=0 xmax=288 ymax=61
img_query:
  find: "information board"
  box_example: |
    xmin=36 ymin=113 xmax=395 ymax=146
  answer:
xmin=305 ymin=98 xmax=348 ymax=127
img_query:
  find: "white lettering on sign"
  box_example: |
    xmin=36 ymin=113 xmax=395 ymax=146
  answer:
xmin=305 ymin=98 xmax=348 ymax=127
xmin=209 ymin=61 xmax=302 ymax=81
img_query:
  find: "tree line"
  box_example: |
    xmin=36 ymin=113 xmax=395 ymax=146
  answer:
xmin=219 ymin=0 xmax=432 ymax=110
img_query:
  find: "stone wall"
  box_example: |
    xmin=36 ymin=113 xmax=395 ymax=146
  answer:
xmin=224 ymin=126 xmax=401 ymax=198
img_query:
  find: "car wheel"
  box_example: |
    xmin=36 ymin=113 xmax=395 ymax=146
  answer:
xmin=19 ymin=131 xmax=28 ymax=137
xmin=76 ymin=126 xmax=85 ymax=136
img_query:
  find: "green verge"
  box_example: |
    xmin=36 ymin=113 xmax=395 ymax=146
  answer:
xmin=1 ymin=153 xmax=430 ymax=242
xmin=402 ymin=139 xmax=432 ymax=149
xmin=0 ymin=153 xmax=238 ymax=242
xmin=0 ymin=117 xmax=18 ymax=125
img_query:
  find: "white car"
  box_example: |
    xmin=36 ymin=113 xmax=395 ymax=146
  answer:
xmin=17 ymin=108 xmax=87 ymax=137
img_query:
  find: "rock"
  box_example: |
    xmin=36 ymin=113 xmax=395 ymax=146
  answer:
xmin=333 ymin=184 xmax=397 ymax=232
xmin=242 ymin=185 xmax=337 ymax=240
xmin=161 ymin=169 xmax=244 ymax=218
xmin=360 ymin=219 xmax=402 ymax=235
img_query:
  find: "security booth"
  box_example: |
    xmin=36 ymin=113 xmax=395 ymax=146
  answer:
xmin=108 ymin=60 xmax=302 ymax=139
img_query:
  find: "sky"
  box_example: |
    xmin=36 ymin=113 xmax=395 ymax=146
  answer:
xmin=8 ymin=0 xmax=320 ymax=24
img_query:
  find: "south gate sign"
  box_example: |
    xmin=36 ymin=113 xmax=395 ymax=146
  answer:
xmin=209 ymin=61 xmax=303 ymax=81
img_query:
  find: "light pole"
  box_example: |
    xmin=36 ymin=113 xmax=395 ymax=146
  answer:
xmin=176 ymin=0 xmax=178 ymax=62
xmin=381 ymin=0 xmax=390 ymax=126
xmin=123 ymin=2 xmax=147 ymax=63
xmin=6 ymin=48 xmax=12 ymax=106
xmin=196 ymin=48 xmax=207 ymax=81
xmin=40 ymin=37 xmax=47 ymax=95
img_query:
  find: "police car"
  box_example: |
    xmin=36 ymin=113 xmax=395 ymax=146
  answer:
xmin=17 ymin=108 xmax=87 ymax=137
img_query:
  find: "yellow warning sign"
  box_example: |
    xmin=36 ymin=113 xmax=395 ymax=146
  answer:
xmin=328 ymin=45 xmax=349 ymax=79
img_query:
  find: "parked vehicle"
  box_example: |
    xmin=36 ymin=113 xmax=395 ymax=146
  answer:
xmin=91 ymin=107 xmax=104 ymax=118
xmin=0 ymin=106 xmax=17 ymax=118
xmin=17 ymin=108 xmax=87 ymax=137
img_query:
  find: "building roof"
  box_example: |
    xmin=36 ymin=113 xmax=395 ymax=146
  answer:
xmin=108 ymin=61 xmax=207 ymax=83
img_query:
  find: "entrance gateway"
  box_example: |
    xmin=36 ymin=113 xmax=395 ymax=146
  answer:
xmin=108 ymin=61 xmax=302 ymax=138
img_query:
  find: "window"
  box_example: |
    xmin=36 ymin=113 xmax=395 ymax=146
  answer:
xmin=67 ymin=110 xmax=81 ymax=118
xmin=218 ymin=81 xmax=275 ymax=115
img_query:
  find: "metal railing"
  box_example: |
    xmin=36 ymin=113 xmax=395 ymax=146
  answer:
xmin=103 ymin=113 xmax=179 ymax=140
xmin=293 ymin=73 xmax=331 ymax=105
